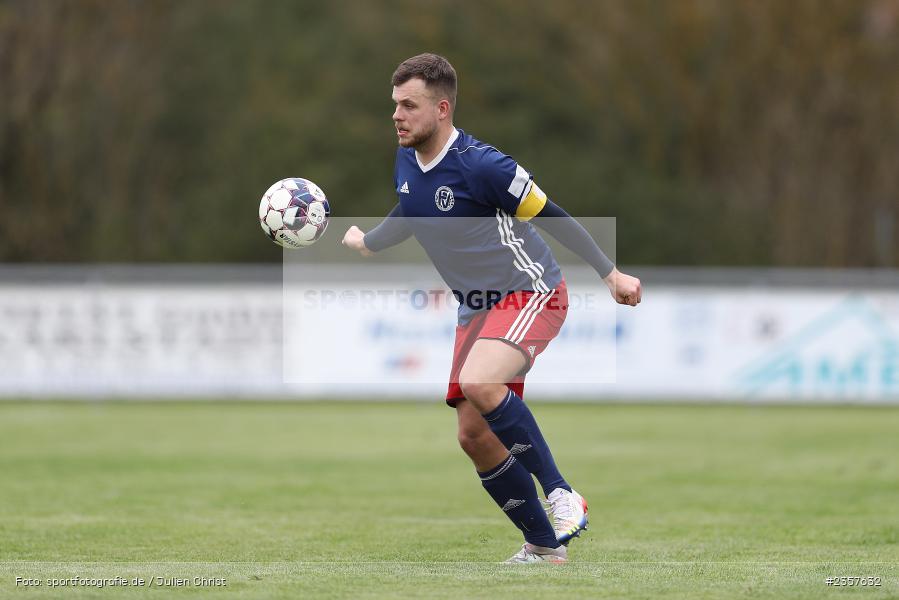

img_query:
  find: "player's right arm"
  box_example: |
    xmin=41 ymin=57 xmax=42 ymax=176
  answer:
xmin=341 ymin=203 xmax=412 ymax=257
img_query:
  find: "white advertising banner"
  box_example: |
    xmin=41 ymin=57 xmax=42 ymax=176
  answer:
xmin=608 ymin=288 xmax=899 ymax=401
xmin=1 ymin=270 xmax=897 ymax=402
xmin=0 ymin=284 xmax=285 ymax=397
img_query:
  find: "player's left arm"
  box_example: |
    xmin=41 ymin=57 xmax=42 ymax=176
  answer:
xmin=519 ymin=188 xmax=642 ymax=307
xmin=470 ymin=151 xmax=641 ymax=306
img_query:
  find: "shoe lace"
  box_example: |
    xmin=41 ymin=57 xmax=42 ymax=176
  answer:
xmin=548 ymin=492 xmax=577 ymax=524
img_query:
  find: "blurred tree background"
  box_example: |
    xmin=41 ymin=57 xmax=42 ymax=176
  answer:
xmin=1 ymin=0 xmax=897 ymax=266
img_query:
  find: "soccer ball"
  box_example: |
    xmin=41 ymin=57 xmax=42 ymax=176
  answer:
xmin=259 ymin=178 xmax=331 ymax=249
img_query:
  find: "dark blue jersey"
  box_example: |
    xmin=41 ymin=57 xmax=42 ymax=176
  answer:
xmin=394 ymin=128 xmax=563 ymax=323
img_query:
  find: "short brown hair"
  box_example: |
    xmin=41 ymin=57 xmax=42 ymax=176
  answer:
xmin=392 ymin=53 xmax=457 ymax=109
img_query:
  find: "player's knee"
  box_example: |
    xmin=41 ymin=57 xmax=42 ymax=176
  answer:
xmin=457 ymin=428 xmax=481 ymax=456
xmin=458 ymin=378 xmax=497 ymax=409
xmin=457 ymin=426 xmax=492 ymax=458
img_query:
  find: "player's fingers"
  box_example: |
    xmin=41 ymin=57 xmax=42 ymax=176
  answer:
xmin=625 ymin=287 xmax=638 ymax=306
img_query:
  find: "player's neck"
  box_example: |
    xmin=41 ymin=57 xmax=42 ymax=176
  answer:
xmin=415 ymin=124 xmax=455 ymax=166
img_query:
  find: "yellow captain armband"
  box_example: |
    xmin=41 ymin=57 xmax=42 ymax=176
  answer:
xmin=515 ymin=181 xmax=547 ymax=221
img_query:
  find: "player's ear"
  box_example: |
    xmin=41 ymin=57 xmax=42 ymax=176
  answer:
xmin=437 ymin=98 xmax=451 ymax=120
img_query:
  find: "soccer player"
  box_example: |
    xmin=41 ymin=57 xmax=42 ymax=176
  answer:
xmin=342 ymin=53 xmax=641 ymax=563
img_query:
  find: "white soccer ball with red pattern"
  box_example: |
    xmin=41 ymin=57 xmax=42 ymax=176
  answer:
xmin=259 ymin=178 xmax=331 ymax=249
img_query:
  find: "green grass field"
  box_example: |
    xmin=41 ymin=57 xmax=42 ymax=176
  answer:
xmin=0 ymin=401 xmax=897 ymax=599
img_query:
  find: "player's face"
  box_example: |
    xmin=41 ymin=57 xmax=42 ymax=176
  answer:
xmin=392 ymin=78 xmax=440 ymax=149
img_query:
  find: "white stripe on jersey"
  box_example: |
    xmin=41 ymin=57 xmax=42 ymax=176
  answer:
xmin=501 ymin=211 xmax=550 ymax=293
xmin=500 ymin=211 xmax=550 ymax=293
xmin=507 ymin=164 xmax=530 ymax=199
xmin=495 ymin=210 xmax=550 ymax=293
xmin=453 ymin=144 xmax=497 ymax=155
xmin=495 ymin=210 xmax=539 ymax=282
xmin=503 ymin=212 xmax=546 ymax=279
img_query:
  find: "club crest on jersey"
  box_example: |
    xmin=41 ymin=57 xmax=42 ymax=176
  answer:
xmin=434 ymin=186 xmax=455 ymax=212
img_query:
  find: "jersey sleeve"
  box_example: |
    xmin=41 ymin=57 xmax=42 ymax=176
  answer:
xmin=470 ymin=148 xmax=547 ymax=221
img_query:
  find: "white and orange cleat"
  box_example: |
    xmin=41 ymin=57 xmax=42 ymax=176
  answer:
xmin=546 ymin=488 xmax=588 ymax=545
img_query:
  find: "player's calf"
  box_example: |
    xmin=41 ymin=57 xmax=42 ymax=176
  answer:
xmin=457 ymin=426 xmax=509 ymax=471
xmin=456 ymin=399 xmax=511 ymax=471
xmin=478 ymin=454 xmax=560 ymax=551
xmin=481 ymin=388 xmax=572 ymax=496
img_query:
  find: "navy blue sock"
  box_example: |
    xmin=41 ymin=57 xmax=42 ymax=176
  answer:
xmin=482 ymin=389 xmax=571 ymax=496
xmin=478 ymin=453 xmax=559 ymax=548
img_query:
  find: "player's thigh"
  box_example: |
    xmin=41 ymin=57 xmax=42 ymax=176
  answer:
xmin=458 ymin=338 xmax=527 ymax=386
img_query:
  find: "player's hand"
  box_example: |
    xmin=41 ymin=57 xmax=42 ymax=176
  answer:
xmin=603 ymin=268 xmax=642 ymax=306
xmin=341 ymin=225 xmax=374 ymax=256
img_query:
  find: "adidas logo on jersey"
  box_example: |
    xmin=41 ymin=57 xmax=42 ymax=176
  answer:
xmin=399 ymin=181 xmax=410 ymax=194
xmin=510 ymin=443 xmax=533 ymax=455
xmin=502 ymin=498 xmax=526 ymax=512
